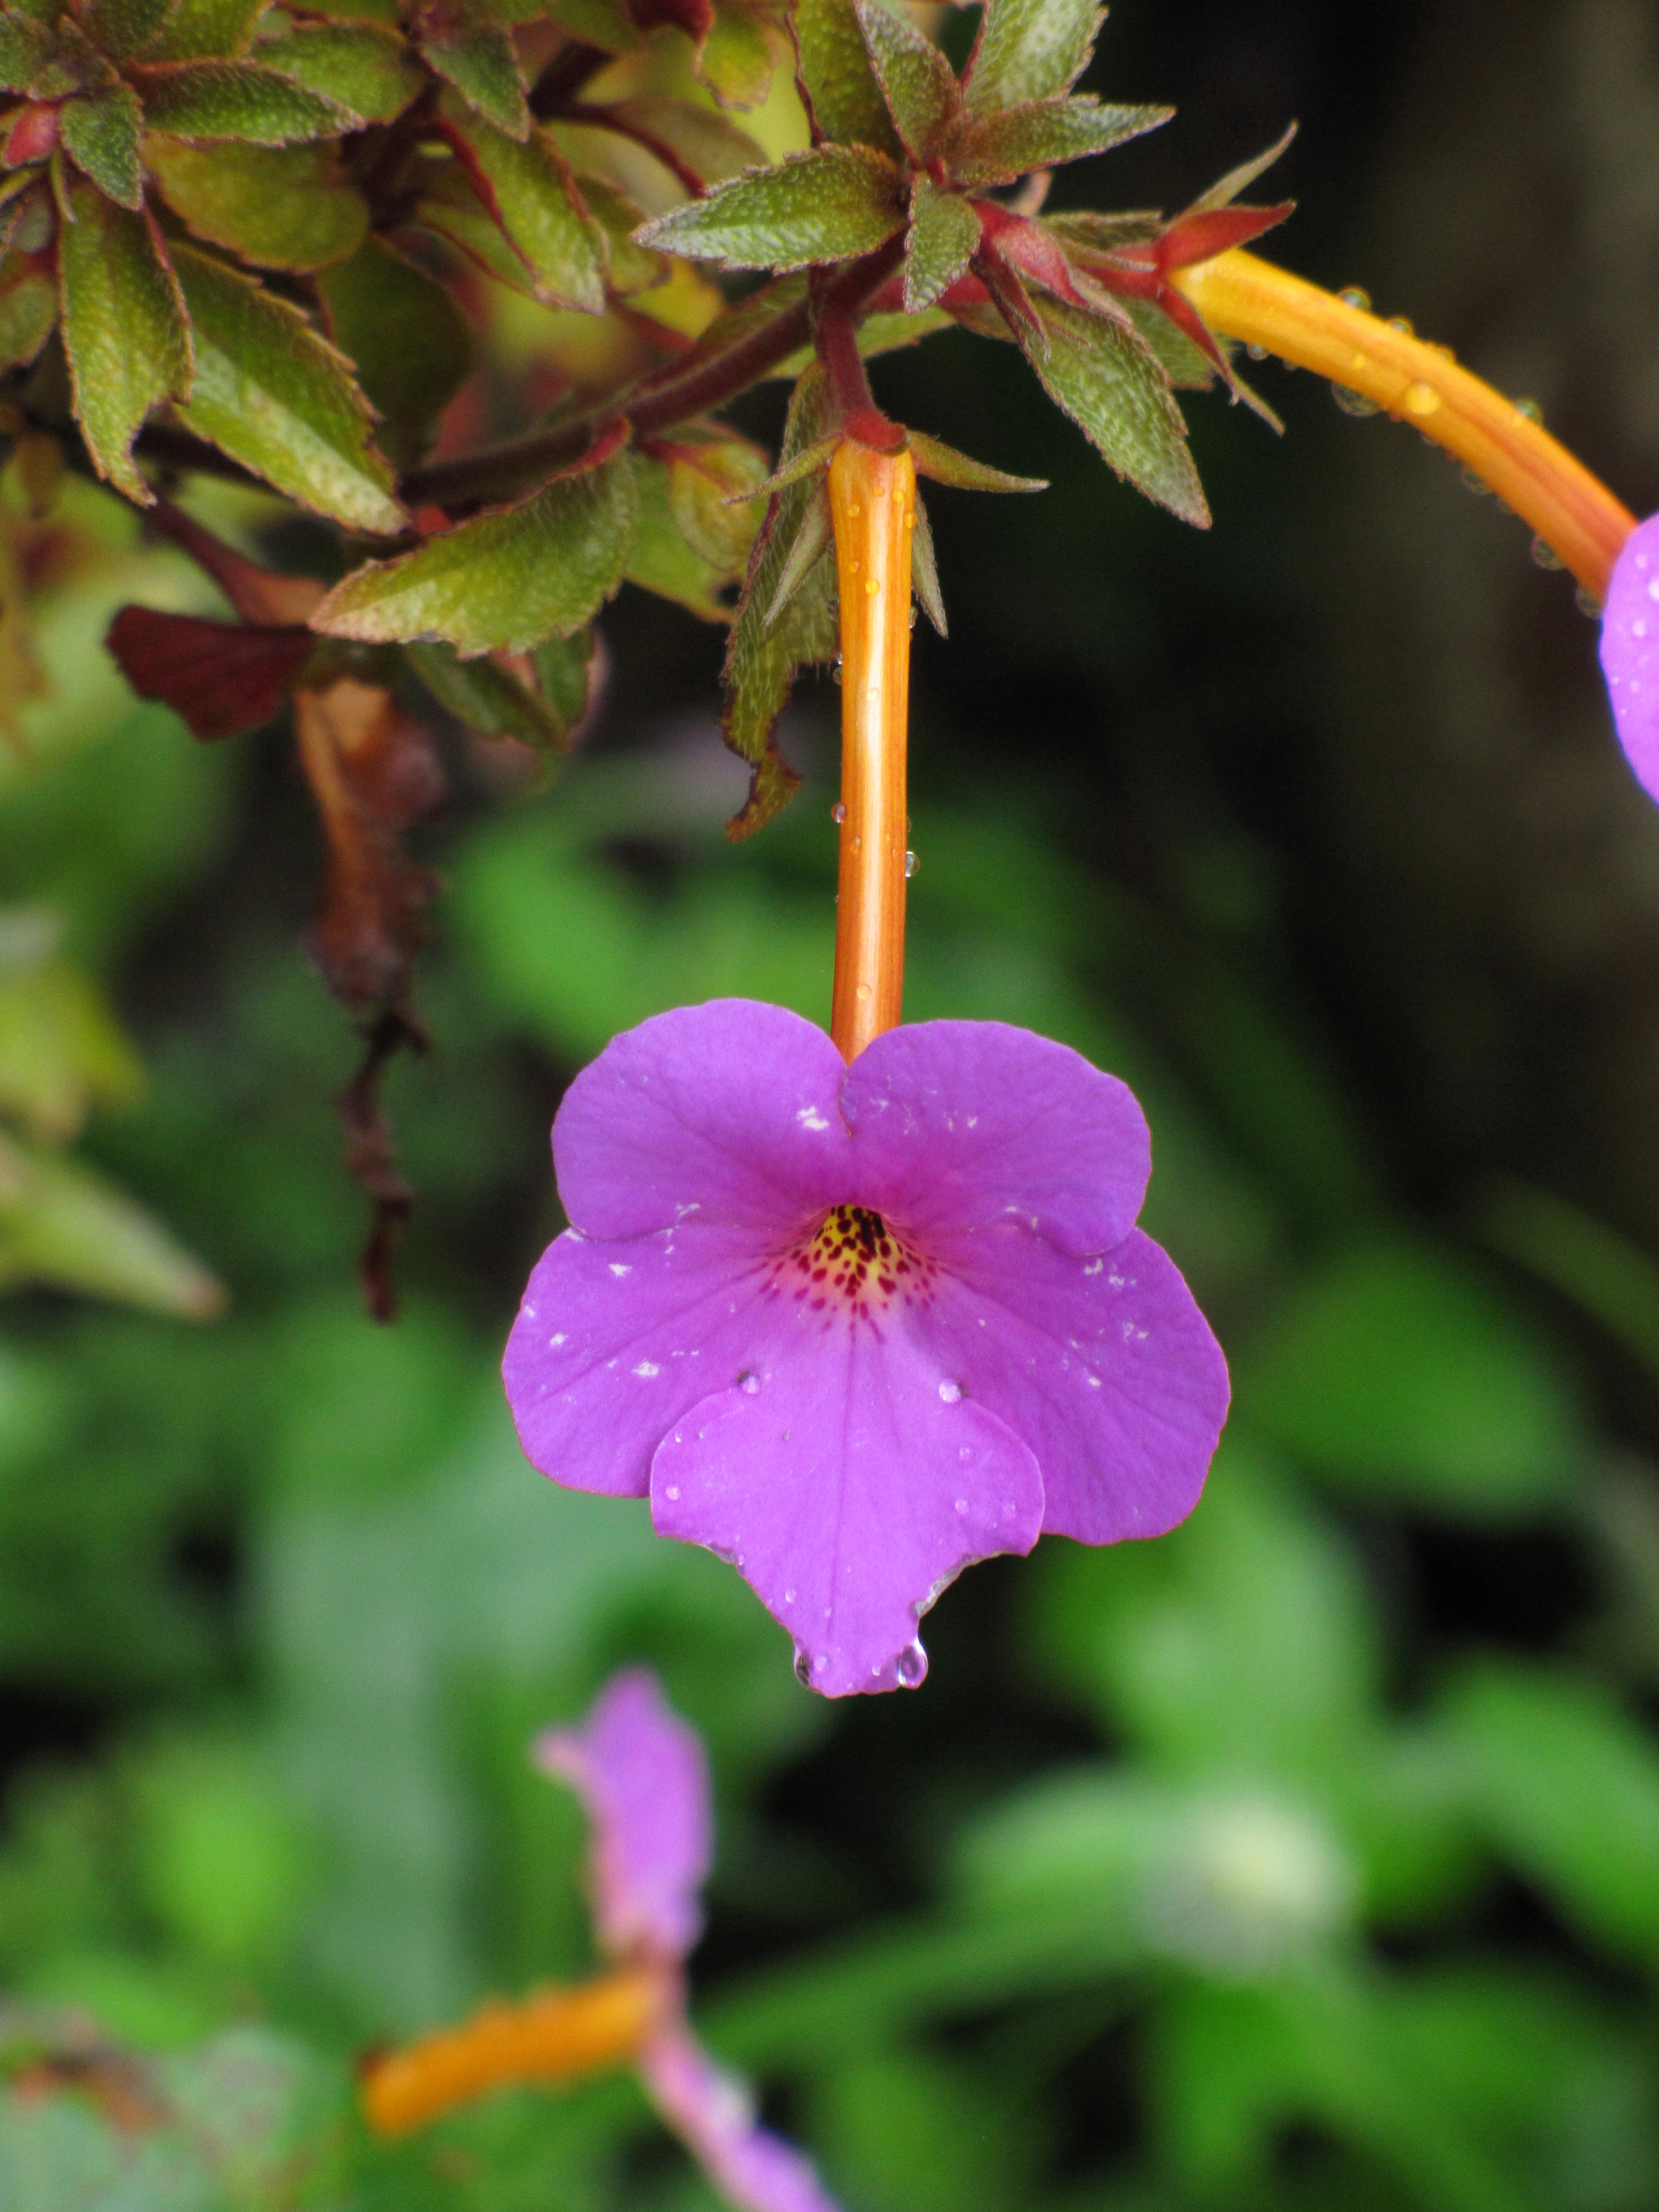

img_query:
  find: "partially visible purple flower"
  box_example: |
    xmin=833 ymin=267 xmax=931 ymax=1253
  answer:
xmin=541 ymin=1668 xmax=843 ymax=2212
xmin=504 ymin=1001 xmax=1229 ymax=1696
xmin=1601 ymin=513 xmax=1659 ymax=798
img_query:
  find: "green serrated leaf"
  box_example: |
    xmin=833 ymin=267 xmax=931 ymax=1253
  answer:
xmin=82 ymin=0 xmax=174 ymax=62
xmin=135 ymin=59 xmax=359 ymax=142
xmin=420 ymin=18 xmax=528 ymax=138
xmin=910 ymin=483 xmax=945 ymax=634
xmin=721 ymin=363 xmax=836 ymax=834
xmin=58 ymin=80 xmax=144 ymax=207
xmin=57 ymin=180 xmax=190 ymax=502
xmin=30 ymin=16 xmax=119 ymax=98
xmin=441 ymin=99 xmax=607 ymax=310
xmin=547 ymin=0 xmax=640 ymax=50
xmin=0 ymin=10 xmax=53 ymax=90
xmin=1187 ymin=122 xmax=1297 ymax=215
xmin=145 ymin=136 xmax=368 ymax=270
xmin=259 ymin=22 xmax=421 ymax=123
xmin=662 ymin=431 xmax=768 ymax=570
xmin=906 ymin=426 xmax=1045 ymax=493
xmin=139 ymin=0 xmax=266 ymax=59
xmin=600 ymin=93 xmax=766 ymax=186
xmin=636 ymin=144 xmax=902 ymax=270
xmin=170 ymin=242 xmax=405 ymax=531
xmin=963 ymin=0 xmax=1100 ymax=113
xmin=0 ymin=253 xmax=57 ymax=368
xmin=625 ymin=449 xmax=731 ymax=620
xmin=414 ymin=162 xmax=530 ymax=293
xmin=0 ymin=1126 xmax=225 ymax=1315
xmin=761 ymin=476 xmax=829 ymax=624
xmin=1118 ymin=293 xmax=1217 ymax=389
xmin=1021 ymin=292 xmax=1208 ymax=525
xmin=854 ymin=0 xmax=957 ymax=161
xmin=571 ymin=168 xmax=664 ymax=294
xmin=312 ymin=445 xmax=636 ymax=655
xmin=1040 ymin=207 xmax=1164 ymax=255
xmin=946 ymin=95 xmax=1168 ymax=187
xmin=792 ymin=0 xmax=899 ymax=154
xmin=698 ymin=0 xmax=781 ymax=111
xmin=902 ymin=173 xmax=977 ymax=312
xmin=315 ymin=237 xmax=470 ymax=466
xmin=747 ymin=429 xmax=838 ymax=501
xmin=405 ymin=640 xmax=569 ymax=744
xmin=531 ymin=627 xmax=593 ymax=728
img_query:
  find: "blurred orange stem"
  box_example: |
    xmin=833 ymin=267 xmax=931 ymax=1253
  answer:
xmin=359 ymin=1966 xmax=666 ymax=2137
xmin=1173 ymin=249 xmax=1636 ymax=601
xmin=828 ymin=438 xmax=915 ymax=1062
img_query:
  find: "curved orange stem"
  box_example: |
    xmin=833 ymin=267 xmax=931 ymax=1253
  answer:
xmin=828 ymin=439 xmax=915 ymax=1062
xmin=1173 ymin=249 xmax=1636 ymax=601
xmin=359 ymin=1967 xmax=666 ymax=2137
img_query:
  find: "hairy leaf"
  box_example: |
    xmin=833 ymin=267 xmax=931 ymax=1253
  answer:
xmin=419 ymin=17 xmax=528 ymax=138
xmin=57 ymin=182 xmax=191 ymax=502
xmin=720 ymin=363 xmax=836 ymax=835
xmin=661 ymin=429 xmax=768 ymax=570
xmin=316 ymin=238 xmax=471 ymax=465
xmin=572 ymin=168 xmax=664 ymax=293
xmin=0 ymin=251 xmax=57 ymax=367
xmin=1021 ymin=293 xmax=1207 ymax=525
xmin=1042 ymin=207 xmax=1164 ymax=254
xmin=171 ymin=243 xmax=406 ymax=533
xmin=625 ymin=449 xmax=732 ymax=620
xmin=531 ymin=628 xmax=595 ymax=731
xmin=963 ymin=0 xmax=1100 ymax=113
xmin=907 ymin=426 xmax=1045 ymax=493
xmin=910 ymin=484 xmax=945 ymax=634
xmin=82 ymin=0 xmax=174 ymax=62
xmin=260 ymin=23 xmax=422 ymax=123
xmin=947 ymin=96 xmax=1169 ymax=187
xmin=1118 ymin=294 xmax=1217 ymax=389
xmin=146 ymin=137 xmax=369 ymax=269
xmin=601 ymin=92 xmax=766 ymax=187
xmin=440 ymin=100 xmax=607 ymax=310
xmin=405 ymin=641 xmax=570 ymax=745
xmin=136 ymin=58 xmax=361 ymax=141
xmin=636 ymin=144 xmax=902 ymax=270
xmin=312 ymin=439 xmax=637 ymax=656
xmin=106 ymin=604 xmax=315 ymax=737
xmin=791 ymin=0 xmax=899 ymax=155
xmin=854 ymin=0 xmax=957 ymax=161
xmin=140 ymin=0 xmax=266 ymax=59
xmin=747 ymin=430 xmax=838 ymax=499
xmin=58 ymin=81 xmax=144 ymax=206
xmin=761 ymin=474 xmax=828 ymax=624
xmin=902 ymin=174 xmax=977 ymax=312
xmin=698 ymin=0 xmax=784 ymax=110
xmin=0 ymin=9 xmax=55 ymax=88
xmin=0 ymin=1126 xmax=225 ymax=1316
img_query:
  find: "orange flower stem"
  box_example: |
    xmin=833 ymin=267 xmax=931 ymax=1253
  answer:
xmin=358 ymin=1966 xmax=666 ymax=2138
xmin=1172 ymin=249 xmax=1637 ymax=602
xmin=828 ymin=436 xmax=916 ymax=1063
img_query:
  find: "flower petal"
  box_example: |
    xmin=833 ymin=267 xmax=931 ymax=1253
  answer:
xmin=1601 ymin=513 xmax=1659 ymax=802
xmin=913 ymin=1226 xmax=1228 ymax=1543
xmin=554 ymin=1000 xmax=851 ymax=1240
xmin=842 ymin=1020 xmax=1150 ymax=1256
xmin=534 ymin=1670 xmax=712 ymax=1962
xmin=504 ymin=1222 xmax=784 ymax=1496
xmin=639 ymin=2022 xmax=846 ymax=2212
xmin=649 ymin=1322 xmax=1044 ymax=1697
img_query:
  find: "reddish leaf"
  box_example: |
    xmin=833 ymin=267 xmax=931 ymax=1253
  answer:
xmin=5 ymin=101 xmax=59 ymax=164
xmin=630 ymin=0 xmax=714 ymax=34
xmin=105 ymin=606 xmax=314 ymax=738
xmin=145 ymin=497 xmax=325 ymax=624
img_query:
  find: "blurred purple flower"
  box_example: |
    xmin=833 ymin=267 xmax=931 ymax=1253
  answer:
xmin=1601 ymin=513 xmax=1659 ymax=799
xmin=536 ymin=1670 xmax=842 ymax=2212
xmin=505 ymin=1001 xmax=1229 ymax=1697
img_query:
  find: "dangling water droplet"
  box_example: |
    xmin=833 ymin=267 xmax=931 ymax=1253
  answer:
xmin=1515 ymin=396 xmax=1544 ymax=424
xmin=1331 ymin=384 xmax=1380 ymax=418
xmin=1530 ymin=535 xmax=1564 ymax=571
xmin=1575 ymin=585 xmax=1604 ymax=618
xmin=904 ymin=850 xmax=919 ymax=879
xmin=794 ymin=1649 xmax=814 ymax=1687
xmin=1245 ymin=342 xmax=1267 ymax=360
xmin=831 ymin=800 xmax=847 ymax=823
xmin=831 ymin=656 xmax=843 ymax=687
xmin=938 ymin=1379 xmax=962 ymax=1403
xmin=896 ymin=1641 xmax=927 ymax=1688
xmin=740 ymin=1371 xmax=761 ymax=1395
xmin=1338 ymin=286 xmax=1372 ymax=313
xmin=1460 ymin=466 xmax=1492 ymax=496
xmin=908 ymin=603 xmax=918 ymax=629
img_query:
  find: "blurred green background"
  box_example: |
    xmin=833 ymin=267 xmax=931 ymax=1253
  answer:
xmin=7 ymin=2 xmax=1659 ymax=2206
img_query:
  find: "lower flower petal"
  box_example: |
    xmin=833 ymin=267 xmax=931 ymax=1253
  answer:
xmin=504 ymin=1224 xmax=782 ymax=1497
xmin=639 ymin=2022 xmax=846 ymax=2212
xmin=914 ymin=1227 xmax=1229 ymax=1545
xmin=648 ymin=1324 xmax=1044 ymax=1697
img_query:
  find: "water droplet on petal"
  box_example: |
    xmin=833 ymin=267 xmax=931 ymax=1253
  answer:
xmin=794 ymin=1649 xmax=814 ymax=1687
xmin=1338 ymin=286 xmax=1371 ymax=312
xmin=1530 ymin=535 xmax=1564 ymax=571
xmin=954 ymin=1497 xmax=969 ymax=1514
xmin=938 ymin=1379 xmax=962 ymax=1403
xmin=958 ymin=1446 xmax=973 ymax=1462
xmin=783 ymin=1587 xmax=795 ymax=1604
xmin=740 ymin=1371 xmax=761 ymax=1395
xmin=896 ymin=1641 xmax=927 ymax=1688
xmin=904 ymin=849 xmax=919 ymax=879
xmin=831 ymin=801 xmax=847 ymax=824
xmin=664 ymin=1484 xmax=680 ymax=1501
xmin=1331 ymin=383 xmax=1380 ymax=418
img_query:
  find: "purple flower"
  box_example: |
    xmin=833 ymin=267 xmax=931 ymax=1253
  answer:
xmin=535 ymin=1670 xmax=843 ymax=2212
xmin=505 ymin=1001 xmax=1229 ymax=1697
xmin=1601 ymin=513 xmax=1659 ymax=798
